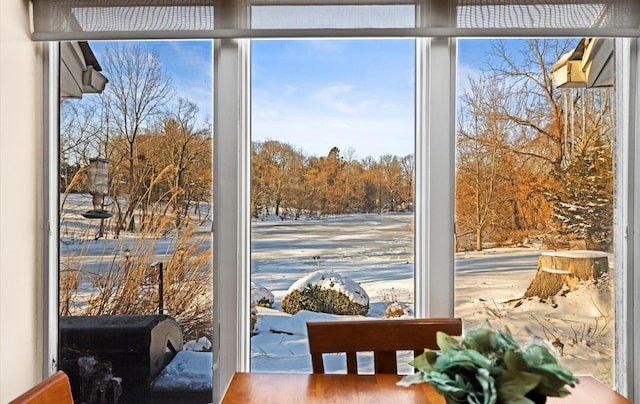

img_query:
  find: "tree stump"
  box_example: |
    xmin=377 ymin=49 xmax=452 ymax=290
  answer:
xmin=524 ymin=250 xmax=609 ymax=298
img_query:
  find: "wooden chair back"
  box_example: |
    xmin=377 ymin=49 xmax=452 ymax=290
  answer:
xmin=306 ymin=317 xmax=462 ymax=374
xmin=8 ymin=371 xmax=74 ymax=404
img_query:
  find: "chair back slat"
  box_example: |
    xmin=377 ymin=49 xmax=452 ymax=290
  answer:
xmin=346 ymin=352 xmax=358 ymax=374
xmin=374 ymin=351 xmax=397 ymax=374
xmin=311 ymin=352 xmax=326 ymax=373
xmin=8 ymin=371 xmax=74 ymax=404
xmin=306 ymin=317 xmax=462 ymax=374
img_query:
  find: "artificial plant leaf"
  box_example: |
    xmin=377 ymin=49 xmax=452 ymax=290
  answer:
xmin=409 ymin=349 xmax=438 ymax=373
xmin=495 ymin=326 xmax=521 ymax=350
xmin=434 ymin=349 xmax=494 ymax=373
xmin=423 ymin=371 xmax=470 ymax=401
xmin=537 ymin=363 xmax=579 ymax=385
xmin=503 ymin=349 xmax=528 ymax=372
xmin=396 ymin=371 xmax=428 ymax=387
xmin=528 ymin=365 xmax=577 ymax=397
xmin=437 ymin=331 xmax=464 ymax=352
xmin=496 ymin=370 xmax=541 ymax=403
xmin=522 ymin=345 xmax=579 ymax=396
xmin=524 ymin=344 xmax=558 ymax=366
xmin=475 ymin=368 xmax=498 ymax=404
xmin=463 ymin=326 xmax=498 ymax=353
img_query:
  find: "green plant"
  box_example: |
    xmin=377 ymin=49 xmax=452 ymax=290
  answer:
xmin=398 ymin=324 xmax=579 ymax=404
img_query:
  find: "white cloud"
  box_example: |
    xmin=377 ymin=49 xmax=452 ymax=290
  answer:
xmin=284 ymin=84 xmax=297 ymax=95
xmin=252 ymin=103 xmax=413 ymax=159
xmin=456 ymin=62 xmax=482 ymax=98
xmin=314 ymin=83 xmax=358 ymax=115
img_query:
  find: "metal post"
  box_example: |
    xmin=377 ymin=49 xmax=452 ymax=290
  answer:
xmin=158 ymin=262 xmax=164 ymax=315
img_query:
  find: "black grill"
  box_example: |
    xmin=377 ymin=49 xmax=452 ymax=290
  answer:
xmin=59 ymin=315 xmax=183 ymax=403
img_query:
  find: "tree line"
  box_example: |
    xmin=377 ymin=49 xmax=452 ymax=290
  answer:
xmin=251 ymin=143 xmax=414 ymax=219
xmin=61 ymin=39 xmax=614 ymax=252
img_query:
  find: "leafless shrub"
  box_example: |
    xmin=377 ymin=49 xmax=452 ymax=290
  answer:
xmin=376 ymin=288 xmax=407 ymax=318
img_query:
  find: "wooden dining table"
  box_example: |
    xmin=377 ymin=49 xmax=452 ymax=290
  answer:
xmin=221 ymin=372 xmax=632 ymax=404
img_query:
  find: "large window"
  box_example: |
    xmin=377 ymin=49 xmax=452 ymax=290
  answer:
xmin=249 ymin=39 xmax=416 ymax=373
xmin=51 ymin=36 xmax=633 ymax=403
xmin=57 ymin=40 xmax=214 ymax=403
xmin=37 ymin=3 xmax=640 ymax=403
xmin=454 ymin=38 xmax=616 ymax=385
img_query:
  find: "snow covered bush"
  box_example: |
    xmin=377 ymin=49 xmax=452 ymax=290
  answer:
xmin=251 ymin=282 xmax=275 ymax=308
xmin=280 ymin=270 xmax=369 ymax=316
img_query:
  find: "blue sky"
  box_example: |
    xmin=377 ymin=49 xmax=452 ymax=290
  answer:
xmin=90 ymin=40 xmax=214 ymax=123
xmin=88 ymin=39 xmax=506 ymax=159
xmin=251 ymin=39 xmax=415 ymax=160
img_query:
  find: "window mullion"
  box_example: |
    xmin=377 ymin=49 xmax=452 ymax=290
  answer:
xmin=44 ymin=41 xmax=60 ymax=379
xmin=414 ymin=36 xmax=456 ymax=318
xmin=615 ymin=37 xmax=640 ymax=402
xmin=213 ymin=37 xmax=252 ymax=403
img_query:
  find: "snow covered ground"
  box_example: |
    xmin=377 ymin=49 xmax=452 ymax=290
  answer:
xmin=60 ymin=198 xmax=614 ymax=391
xmin=249 ymin=213 xmax=614 ymax=386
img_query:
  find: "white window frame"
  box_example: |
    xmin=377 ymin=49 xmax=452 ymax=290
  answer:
xmin=614 ymin=37 xmax=640 ymax=401
xmin=44 ymin=36 xmax=640 ymax=404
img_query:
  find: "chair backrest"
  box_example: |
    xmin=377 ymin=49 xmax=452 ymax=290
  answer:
xmin=306 ymin=317 xmax=462 ymax=374
xmin=8 ymin=371 xmax=74 ymax=404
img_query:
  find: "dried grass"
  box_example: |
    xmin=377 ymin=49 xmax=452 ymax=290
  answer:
xmin=59 ymin=193 xmax=213 ymax=342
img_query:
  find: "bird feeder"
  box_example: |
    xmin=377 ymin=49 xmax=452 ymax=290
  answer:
xmin=82 ymin=158 xmax=113 ymax=219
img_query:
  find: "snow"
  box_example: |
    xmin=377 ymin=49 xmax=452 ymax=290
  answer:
xmin=286 ymin=270 xmax=369 ymax=306
xmin=251 ymin=282 xmax=275 ymax=306
xmin=542 ymin=250 xmax=609 ymax=258
xmin=183 ymin=336 xmax=212 ymax=352
xmin=152 ymin=351 xmax=212 ymax=391
xmin=248 ymin=217 xmax=614 ymax=386
xmin=59 ymin=199 xmax=615 ymax=391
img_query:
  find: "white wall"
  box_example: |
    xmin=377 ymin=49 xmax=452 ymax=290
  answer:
xmin=0 ymin=0 xmax=44 ymax=401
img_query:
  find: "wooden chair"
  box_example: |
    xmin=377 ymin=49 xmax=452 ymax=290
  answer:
xmin=306 ymin=317 xmax=462 ymax=374
xmin=8 ymin=371 xmax=74 ymax=404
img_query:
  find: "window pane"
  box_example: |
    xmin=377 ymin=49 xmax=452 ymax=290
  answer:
xmin=250 ymin=39 xmax=416 ymax=373
xmin=455 ymin=38 xmax=615 ymax=385
xmin=58 ymin=40 xmax=214 ymax=402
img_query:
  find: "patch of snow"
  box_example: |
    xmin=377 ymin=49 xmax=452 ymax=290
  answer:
xmin=542 ymin=250 xmax=609 ymax=258
xmin=265 ymin=309 xmax=370 ymax=336
xmin=183 ymin=336 xmax=212 ymax=352
xmin=152 ymin=351 xmax=212 ymax=391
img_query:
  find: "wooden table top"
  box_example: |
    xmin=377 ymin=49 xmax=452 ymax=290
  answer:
xmin=221 ymin=372 xmax=632 ymax=404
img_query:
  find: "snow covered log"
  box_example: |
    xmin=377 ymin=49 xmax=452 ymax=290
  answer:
xmin=524 ymin=250 xmax=609 ymax=299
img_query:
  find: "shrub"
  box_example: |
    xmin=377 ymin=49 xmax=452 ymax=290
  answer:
xmin=280 ymin=271 xmax=369 ymax=316
xmin=384 ymin=302 xmax=408 ymax=318
xmin=251 ymin=282 xmax=274 ymax=308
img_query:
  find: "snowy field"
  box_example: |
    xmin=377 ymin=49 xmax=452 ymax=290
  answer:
xmin=250 ymin=212 xmax=614 ymax=386
xmin=60 ymin=196 xmax=614 ymax=391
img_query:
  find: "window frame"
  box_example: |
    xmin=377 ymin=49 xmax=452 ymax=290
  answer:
xmin=44 ymin=37 xmax=640 ymax=403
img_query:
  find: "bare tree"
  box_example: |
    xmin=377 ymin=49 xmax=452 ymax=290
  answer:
xmin=455 ymin=39 xmax=614 ymax=249
xmin=156 ymin=98 xmax=212 ymax=227
xmin=101 ymin=43 xmax=175 ymax=233
xmin=484 ymin=39 xmax=613 ymax=172
xmin=456 ymin=76 xmax=510 ymax=251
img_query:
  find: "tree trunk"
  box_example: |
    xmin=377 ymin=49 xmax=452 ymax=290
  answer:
xmin=525 ymin=251 xmax=609 ymax=298
xmin=475 ymin=227 xmax=483 ymax=251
